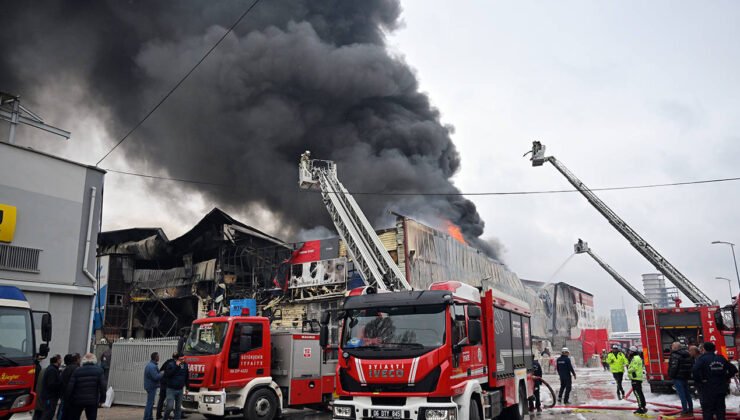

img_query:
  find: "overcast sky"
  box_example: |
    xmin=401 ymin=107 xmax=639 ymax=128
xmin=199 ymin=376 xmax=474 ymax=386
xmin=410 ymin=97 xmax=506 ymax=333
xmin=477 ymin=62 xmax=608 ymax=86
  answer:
xmin=8 ymin=1 xmax=740 ymax=329
xmin=386 ymin=0 xmax=740 ymax=328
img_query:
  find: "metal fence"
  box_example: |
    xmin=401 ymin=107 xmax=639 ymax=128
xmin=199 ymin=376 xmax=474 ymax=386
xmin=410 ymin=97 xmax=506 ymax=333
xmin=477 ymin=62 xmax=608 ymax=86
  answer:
xmin=109 ymin=337 xmax=179 ymax=406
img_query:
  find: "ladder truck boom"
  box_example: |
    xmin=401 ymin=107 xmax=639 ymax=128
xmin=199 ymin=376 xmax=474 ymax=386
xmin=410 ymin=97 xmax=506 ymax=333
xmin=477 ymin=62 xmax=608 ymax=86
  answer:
xmin=529 ymin=141 xmax=712 ymax=305
xmin=298 ymin=151 xmax=411 ymax=292
xmin=574 ymin=239 xmax=651 ymax=304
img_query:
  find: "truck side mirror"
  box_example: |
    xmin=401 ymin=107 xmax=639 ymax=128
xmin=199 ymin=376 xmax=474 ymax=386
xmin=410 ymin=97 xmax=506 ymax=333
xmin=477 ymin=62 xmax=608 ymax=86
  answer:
xmin=38 ymin=343 xmax=50 ymax=358
xmin=320 ymin=311 xmax=331 ymax=325
xmin=468 ymin=320 xmax=482 ymax=346
xmin=41 ymin=313 xmax=52 ymax=342
xmin=319 ymin=324 xmax=329 ymax=348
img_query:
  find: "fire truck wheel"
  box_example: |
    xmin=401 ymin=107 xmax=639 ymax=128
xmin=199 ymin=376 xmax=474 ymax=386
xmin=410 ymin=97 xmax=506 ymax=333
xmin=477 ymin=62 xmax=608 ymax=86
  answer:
xmin=244 ymin=388 xmax=278 ymax=420
xmin=515 ymin=384 xmax=529 ymax=419
xmin=469 ymin=400 xmax=481 ymax=420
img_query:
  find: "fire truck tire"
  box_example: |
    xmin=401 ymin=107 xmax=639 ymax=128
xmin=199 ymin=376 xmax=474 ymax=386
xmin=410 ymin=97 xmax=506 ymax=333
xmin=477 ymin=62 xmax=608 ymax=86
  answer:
xmin=469 ymin=399 xmax=481 ymax=420
xmin=516 ymin=384 xmax=529 ymax=419
xmin=244 ymin=388 xmax=278 ymax=420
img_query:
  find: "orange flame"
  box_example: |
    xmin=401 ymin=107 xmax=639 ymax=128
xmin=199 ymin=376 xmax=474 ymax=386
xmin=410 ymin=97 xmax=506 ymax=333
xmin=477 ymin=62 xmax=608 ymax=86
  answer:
xmin=445 ymin=221 xmax=467 ymax=245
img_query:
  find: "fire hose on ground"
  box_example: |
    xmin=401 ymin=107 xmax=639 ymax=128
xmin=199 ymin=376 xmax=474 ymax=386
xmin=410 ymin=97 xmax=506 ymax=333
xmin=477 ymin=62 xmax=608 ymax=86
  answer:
xmin=536 ymin=378 xmax=740 ymax=419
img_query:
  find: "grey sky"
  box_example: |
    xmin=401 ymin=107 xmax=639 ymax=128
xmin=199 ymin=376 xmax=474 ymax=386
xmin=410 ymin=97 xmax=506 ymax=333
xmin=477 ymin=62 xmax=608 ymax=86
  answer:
xmin=6 ymin=1 xmax=739 ymax=329
xmin=388 ymin=0 xmax=740 ymax=327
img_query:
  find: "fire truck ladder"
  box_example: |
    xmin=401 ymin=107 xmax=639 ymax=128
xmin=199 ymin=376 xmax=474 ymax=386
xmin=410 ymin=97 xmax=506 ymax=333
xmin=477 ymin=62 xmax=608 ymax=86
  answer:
xmin=298 ymin=152 xmax=411 ymax=292
xmin=529 ymin=141 xmax=712 ymax=306
xmin=574 ymin=239 xmax=650 ymax=304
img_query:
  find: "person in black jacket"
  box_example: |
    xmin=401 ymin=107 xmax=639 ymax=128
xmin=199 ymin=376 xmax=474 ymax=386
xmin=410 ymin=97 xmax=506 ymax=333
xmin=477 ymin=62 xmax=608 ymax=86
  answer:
xmin=156 ymin=353 xmax=177 ymax=420
xmin=65 ymin=353 xmax=107 ymax=420
xmin=163 ymin=353 xmax=189 ymax=420
xmin=692 ymin=341 xmax=738 ymax=420
xmin=667 ymin=342 xmax=694 ymax=415
xmin=57 ymin=354 xmax=80 ymax=420
xmin=39 ymin=355 xmax=62 ymax=420
xmin=556 ymin=348 xmax=576 ymax=405
xmin=531 ymin=355 xmax=543 ymax=412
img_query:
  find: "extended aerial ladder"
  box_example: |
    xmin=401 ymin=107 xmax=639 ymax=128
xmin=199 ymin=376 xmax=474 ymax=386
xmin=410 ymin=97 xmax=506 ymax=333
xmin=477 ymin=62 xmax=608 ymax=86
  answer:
xmin=298 ymin=151 xmax=411 ymax=292
xmin=528 ymin=141 xmax=712 ymax=305
xmin=574 ymin=238 xmax=651 ymax=304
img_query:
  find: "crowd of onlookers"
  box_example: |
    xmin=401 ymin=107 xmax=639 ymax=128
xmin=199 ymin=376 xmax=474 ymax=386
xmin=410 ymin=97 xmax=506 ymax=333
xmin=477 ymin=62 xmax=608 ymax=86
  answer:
xmin=143 ymin=352 xmax=190 ymax=420
xmin=32 ymin=352 xmax=108 ymax=420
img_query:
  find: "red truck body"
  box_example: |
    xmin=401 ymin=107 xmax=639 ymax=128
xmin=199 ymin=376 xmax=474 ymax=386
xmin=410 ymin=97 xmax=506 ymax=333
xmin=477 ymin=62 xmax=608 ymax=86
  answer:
xmin=639 ymin=304 xmax=728 ymax=392
xmin=0 ymin=286 xmax=50 ymax=420
xmin=181 ymin=315 xmax=334 ymax=419
xmin=331 ymin=281 xmax=534 ymax=420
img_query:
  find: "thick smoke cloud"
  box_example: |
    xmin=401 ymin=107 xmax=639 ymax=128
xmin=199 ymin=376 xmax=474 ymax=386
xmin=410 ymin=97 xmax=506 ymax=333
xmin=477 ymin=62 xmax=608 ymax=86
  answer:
xmin=0 ymin=0 xmax=500 ymax=259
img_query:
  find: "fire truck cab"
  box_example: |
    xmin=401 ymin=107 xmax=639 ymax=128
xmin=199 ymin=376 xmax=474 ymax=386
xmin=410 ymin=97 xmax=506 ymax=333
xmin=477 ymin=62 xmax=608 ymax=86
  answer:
xmin=0 ymin=286 xmax=51 ymax=420
xmin=326 ymin=281 xmax=533 ymax=420
xmin=181 ymin=314 xmax=335 ymax=419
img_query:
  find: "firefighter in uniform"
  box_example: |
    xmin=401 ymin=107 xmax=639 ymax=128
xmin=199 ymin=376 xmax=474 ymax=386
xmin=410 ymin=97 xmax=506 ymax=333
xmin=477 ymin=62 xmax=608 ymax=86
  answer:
xmin=530 ymin=355 xmax=543 ymax=413
xmin=692 ymin=341 xmax=738 ymax=420
xmin=556 ymin=347 xmax=576 ymax=405
xmin=627 ymin=346 xmax=647 ymax=414
xmin=606 ymin=344 xmax=629 ymax=399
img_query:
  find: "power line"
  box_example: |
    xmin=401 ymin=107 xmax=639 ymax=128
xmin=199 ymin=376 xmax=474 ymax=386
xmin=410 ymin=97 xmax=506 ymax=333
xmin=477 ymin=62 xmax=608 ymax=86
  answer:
xmin=103 ymin=168 xmax=740 ymax=196
xmin=95 ymin=0 xmax=262 ymax=166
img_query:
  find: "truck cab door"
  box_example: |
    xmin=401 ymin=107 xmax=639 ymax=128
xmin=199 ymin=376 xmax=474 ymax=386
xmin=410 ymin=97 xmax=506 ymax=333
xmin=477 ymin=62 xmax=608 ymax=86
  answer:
xmin=222 ymin=322 xmax=269 ymax=387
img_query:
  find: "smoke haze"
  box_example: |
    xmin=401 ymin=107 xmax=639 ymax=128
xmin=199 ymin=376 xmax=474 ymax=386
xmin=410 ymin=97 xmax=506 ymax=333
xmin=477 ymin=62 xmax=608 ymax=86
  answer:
xmin=0 ymin=0 xmax=500 ymax=259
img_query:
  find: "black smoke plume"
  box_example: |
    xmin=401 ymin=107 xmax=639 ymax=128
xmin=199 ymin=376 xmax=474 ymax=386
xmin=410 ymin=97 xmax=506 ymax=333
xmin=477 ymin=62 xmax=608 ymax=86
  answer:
xmin=0 ymin=0 xmax=501 ymax=259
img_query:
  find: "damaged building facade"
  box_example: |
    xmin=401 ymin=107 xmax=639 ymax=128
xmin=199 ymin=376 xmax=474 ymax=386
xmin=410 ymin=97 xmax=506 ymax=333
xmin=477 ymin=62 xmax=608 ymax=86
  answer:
xmin=96 ymin=209 xmax=604 ymax=364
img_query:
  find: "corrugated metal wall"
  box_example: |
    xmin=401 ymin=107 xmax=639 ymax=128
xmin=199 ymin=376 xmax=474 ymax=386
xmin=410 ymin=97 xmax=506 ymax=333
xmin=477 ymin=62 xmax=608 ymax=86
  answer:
xmin=109 ymin=338 xmax=179 ymax=406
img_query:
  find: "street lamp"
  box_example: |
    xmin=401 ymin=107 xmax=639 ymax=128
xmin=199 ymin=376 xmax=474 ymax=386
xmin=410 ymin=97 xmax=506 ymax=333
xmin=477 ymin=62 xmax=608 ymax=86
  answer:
xmin=711 ymin=241 xmax=740 ymax=293
xmin=716 ymin=277 xmax=733 ymax=299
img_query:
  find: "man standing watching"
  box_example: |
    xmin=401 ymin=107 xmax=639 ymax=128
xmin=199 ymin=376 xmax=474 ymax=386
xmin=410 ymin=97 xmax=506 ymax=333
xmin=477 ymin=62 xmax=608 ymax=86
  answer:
xmin=65 ymin=353 xmax=107 ymax=420
xmin=668 ymin=342 xmax=694 ymax=416
xmin=59 ymin=353 xmax=80 ymax=420
xmin=163 ymin=353 xmax=189 ymax=420
xmin=556 ymin=347 xmax=576 ymax=405
xmin=39 ymin=354 xmax=62 ymax=420
xmin=606 ymin=345 xmax=629 ymax=399
xmin=627 ymin=346 xmax=647 ymax=414
xmin=693 ymin=342 xmax=738 ymax=420
xmin=144 ymin=352 xmax=163 ymax=420
xmin=157 ymin=353 xmax=177 ymax=420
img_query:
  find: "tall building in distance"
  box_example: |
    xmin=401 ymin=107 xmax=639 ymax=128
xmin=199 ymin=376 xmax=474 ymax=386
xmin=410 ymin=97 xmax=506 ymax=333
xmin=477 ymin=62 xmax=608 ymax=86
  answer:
xmin=642 ymin=273 xmax=676 ymax=308
xmin=610 ymin=308 xmax=628 ymax=332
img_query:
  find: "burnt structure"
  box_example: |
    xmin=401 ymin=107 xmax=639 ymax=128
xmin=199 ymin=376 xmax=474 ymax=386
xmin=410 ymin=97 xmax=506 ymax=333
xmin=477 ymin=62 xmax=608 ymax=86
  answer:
xmin=97 ymin=208 xmax=290 ymax=339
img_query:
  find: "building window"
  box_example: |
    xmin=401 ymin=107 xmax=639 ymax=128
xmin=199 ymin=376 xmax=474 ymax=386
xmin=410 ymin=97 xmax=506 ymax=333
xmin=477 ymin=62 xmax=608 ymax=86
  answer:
xmin=0 ymin=244 xmax=41 ymax=273
xmin=108 ymin=294 xmax=125 ymax=307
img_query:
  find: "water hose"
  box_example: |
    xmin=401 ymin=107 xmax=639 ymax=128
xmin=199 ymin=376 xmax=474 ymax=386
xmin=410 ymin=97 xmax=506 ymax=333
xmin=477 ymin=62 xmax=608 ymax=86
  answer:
xmin=535 ymin=377 xmax=557 ymax=409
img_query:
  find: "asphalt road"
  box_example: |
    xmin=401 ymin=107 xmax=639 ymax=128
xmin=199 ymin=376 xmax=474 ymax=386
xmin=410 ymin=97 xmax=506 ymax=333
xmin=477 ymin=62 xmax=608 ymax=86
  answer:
xmin=90 ymin=367 xmax=738 ymax=419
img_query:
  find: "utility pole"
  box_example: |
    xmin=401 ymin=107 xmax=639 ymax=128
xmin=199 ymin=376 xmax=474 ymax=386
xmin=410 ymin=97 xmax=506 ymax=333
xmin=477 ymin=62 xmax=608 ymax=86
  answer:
xmin=716 ymin=277 xmax=733 ymax=301
xmin=0 ymin=92 xmax=71 ymax=143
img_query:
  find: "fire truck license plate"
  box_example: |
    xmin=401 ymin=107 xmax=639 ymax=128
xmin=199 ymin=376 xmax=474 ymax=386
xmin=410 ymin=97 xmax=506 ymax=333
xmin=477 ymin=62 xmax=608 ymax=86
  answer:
xmin=370 ymin=409 xmax=402 ymax=419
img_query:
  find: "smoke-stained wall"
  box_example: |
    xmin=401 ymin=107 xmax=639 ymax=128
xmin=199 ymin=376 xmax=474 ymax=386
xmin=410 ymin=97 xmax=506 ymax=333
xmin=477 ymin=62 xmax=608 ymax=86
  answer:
xmin=0 ymin=0 xmax=500 ymax=258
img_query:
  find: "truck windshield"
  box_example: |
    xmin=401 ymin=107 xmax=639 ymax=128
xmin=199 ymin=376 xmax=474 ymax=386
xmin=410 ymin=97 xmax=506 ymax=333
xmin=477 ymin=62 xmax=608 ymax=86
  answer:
xmin=0 ymin=307 xmax=33 ymax=365
xmin=342 ymin=304 xmax=446 ymax=353
xmin=184 ymin=322 xmax=228 ymax=355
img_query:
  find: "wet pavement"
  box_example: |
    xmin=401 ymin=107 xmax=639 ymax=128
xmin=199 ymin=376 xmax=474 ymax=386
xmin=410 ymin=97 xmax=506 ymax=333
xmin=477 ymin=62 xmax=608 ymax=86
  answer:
xmin=91 ymin=367 xmax=740 ymax=419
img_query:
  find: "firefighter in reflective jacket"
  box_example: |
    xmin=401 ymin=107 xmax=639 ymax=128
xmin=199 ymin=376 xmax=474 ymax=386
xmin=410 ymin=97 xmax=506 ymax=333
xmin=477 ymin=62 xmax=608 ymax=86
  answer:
xmin=693 ymin=341 xmax=738 ymax=419
xmin=606 ymin=345 xmax=629 ymax=399
xmin=627 ymin=346 xmax=647 ymax=414
xmin=556 ymin=348 xmax=576 ymax=405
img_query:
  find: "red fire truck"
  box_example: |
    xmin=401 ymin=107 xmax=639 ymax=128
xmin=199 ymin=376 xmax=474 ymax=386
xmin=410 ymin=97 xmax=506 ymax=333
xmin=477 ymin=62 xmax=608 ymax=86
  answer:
xmin=181 ymin=313 xmax=335 ymax=419
xmin=639 ymin=302 xmax=729 ymax=392
xmin=324 ymin=281 xmax=534 ymax=420
xmin=0 ymin=286 xmax=51 ymax=420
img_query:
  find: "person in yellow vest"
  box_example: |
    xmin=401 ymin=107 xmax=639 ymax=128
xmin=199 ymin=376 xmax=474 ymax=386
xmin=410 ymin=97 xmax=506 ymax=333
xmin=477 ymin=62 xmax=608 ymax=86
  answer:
xmin=628 ymin=346 xmax=647 ymax=414
xmin=606 ymin=344 xmax=629 ymax=399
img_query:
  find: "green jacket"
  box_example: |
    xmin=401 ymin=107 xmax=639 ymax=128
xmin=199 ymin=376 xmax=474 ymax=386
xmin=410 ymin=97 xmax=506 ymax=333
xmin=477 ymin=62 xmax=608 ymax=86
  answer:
xmin=628 ymin=354 xmax=644 ymax=381
xmin=606 ymin=351 xmax=628 ymax=373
